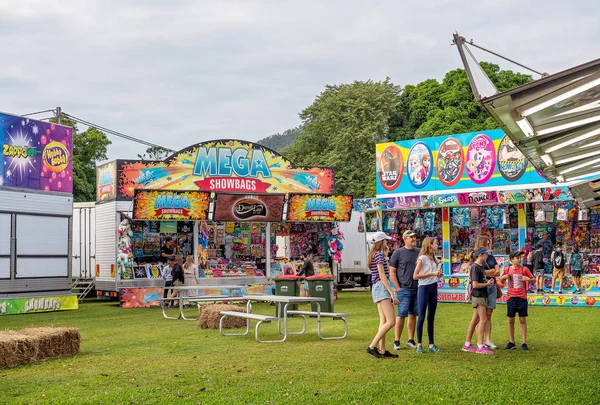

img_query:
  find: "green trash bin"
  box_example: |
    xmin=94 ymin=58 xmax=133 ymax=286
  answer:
xmin=274 ymin=275 xmax=300 ymax=316
xmin=307 ymin=275 xmax=335 ymax=313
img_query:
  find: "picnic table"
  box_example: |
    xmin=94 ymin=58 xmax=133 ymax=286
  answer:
xmin=220 ymin=295 xmax=349 ymax=342
xmin=161 ymin=285 xmax=248 ymax=320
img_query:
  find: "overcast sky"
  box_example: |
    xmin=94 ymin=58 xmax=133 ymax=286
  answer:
xmin=1 ymin=0 xmax=599 ymax=162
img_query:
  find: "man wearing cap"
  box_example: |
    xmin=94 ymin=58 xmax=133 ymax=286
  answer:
xmin=499 ymin=251 xmax=535 ymax=350
xmin=389 ymin=230 xmax=420 ymax=350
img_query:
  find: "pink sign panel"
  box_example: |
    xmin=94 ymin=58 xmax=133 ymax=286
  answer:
xmin=457 ymin=191 xmax=499 ymax=205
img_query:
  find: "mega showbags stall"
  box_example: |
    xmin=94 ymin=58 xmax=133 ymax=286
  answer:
xmin=357 ymin=128 xmax=599 ymax=307
xmin=0 ymin=111 xmax=77 ymax=316
xmin=93 ymin=140 xmax=354 ymax=306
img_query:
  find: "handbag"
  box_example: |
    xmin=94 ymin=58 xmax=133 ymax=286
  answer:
xmin=484 ymin=260 xmax=503 ymax=298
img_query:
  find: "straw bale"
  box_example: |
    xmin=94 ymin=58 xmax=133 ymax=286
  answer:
xmin=0 ymin=327 xmax=80 ymax=368
xmin=197 ymin=304 xmax=247 ymax=329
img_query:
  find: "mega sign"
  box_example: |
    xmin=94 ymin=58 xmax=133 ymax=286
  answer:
xmin=133 ymin=190 xmax=210 ymax=220
xmin=287 ymin=194 xmax=353 ymax=222
xmin=376 ymin=129 xmax=548 ymax=196
xmin=0 ymin=112 xmax=73 ymax=193
xmin=114 ymin=140 xmax=335 ymax=198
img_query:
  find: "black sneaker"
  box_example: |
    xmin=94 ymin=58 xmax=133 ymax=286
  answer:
xmin=521 ymin=343 xmax=529 ymax=351
xmin=558 ymin=290 xmax=563 ymax=294
xmin=367 ymin=347 xmax=384 ymax=358
xmin=382 ymin=350 xmax=399 ymax=358
xmin=504 ymin=342 xmax=516 ymax=350
xmin=393 ymin=340 xmax=401 ymax=350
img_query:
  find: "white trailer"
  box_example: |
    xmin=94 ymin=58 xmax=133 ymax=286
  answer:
xmin=335 ymin=212 xmax=372 ymax=288
xmin=72 ymin=202 xmax=96 ymax=279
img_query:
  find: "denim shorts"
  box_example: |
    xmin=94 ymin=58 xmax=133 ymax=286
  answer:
xmin=396 ymin=288 xmax=418 ymax=317
xmin=486 ymin=284 xmax=497 ymax=309
xmin=372 ymin=280 xmax=392 ymax=303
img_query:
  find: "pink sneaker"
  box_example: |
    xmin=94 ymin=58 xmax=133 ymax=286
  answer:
xmin=475 ymin=346 xmax=493 ymax=355
xmin=461 ymin=343 xmax=475 ymax=352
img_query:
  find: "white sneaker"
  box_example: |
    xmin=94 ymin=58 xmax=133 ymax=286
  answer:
xmin=393 ymin=341 xmax=401 ymax=350
xmin=406 ymin=340 xmax=417 ymax=349
xmin=484 ymin=341 xmax=497 ymax=350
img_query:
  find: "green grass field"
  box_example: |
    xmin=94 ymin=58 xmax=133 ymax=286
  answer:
xmin=1 ymin=292 xmax=598 ymax=405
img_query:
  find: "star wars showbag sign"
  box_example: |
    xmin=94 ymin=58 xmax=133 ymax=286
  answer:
xmin=212 ymin=193 xmax=285 ymax=222
xmin=376 ymin=129 xmax=549 ymax=196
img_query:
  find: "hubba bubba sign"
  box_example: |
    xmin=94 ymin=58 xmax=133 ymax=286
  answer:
xmin=115 ymin=140 xmax=336 ymax=197
xmin=287 ymin=194 xmax=353 ymax=222
xmin=96 ymin=161 xmax=117 ymax=201
xmin=0 ymin=112 xmax=73 ymax=193
xmin=133 ymin=190 xmax=210 ymax=221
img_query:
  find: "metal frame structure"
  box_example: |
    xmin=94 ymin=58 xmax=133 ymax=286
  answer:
xmin=453 ymin=33 xmax=600 ymax=206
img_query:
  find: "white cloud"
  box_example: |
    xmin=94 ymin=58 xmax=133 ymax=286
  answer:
xmin=1 ymin=0 xmax=598 ymax=162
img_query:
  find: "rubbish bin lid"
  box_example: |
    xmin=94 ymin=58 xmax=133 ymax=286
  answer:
xmin=307 ymin=275 xmax=334 ymax=280
xmin=274 ymin=275 xmax=301 ymax=280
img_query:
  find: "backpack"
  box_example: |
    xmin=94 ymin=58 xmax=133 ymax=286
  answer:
xmin=552 ymin=250 xmax=564 ymax=269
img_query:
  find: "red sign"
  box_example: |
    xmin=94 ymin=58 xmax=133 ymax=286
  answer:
xmin=194 ymin=177 xmax=271 ymax=193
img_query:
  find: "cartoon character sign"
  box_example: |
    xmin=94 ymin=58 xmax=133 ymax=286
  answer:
xmin=378 ymin=144 xmax=403 ymax=191
xmin=437 ymin=138 xmax=464 ymax=187
xmin=407 ymin=142 xmax=432 ymax=188
xmin=466 ymin=134 xmax=496 ymax=184
xmin=497 ymin=135 xmax=527 ymax=182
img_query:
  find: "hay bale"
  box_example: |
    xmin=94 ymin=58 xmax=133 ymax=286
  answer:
xmin=197 ymin=304 xmax=247 ymax=329
xmin=0 ymin=327 xmax=80 ymax=369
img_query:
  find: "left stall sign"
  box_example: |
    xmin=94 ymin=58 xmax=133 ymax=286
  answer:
xmin=0 ymin=112 xmax=73 ymax=193
xmin=133 ymin=190 xmax=210 ymax=220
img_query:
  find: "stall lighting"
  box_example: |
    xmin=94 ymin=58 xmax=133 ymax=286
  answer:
xmin=516 ymin=118 xmax=535 ymax=137
xmin=537 ymin=115 xmax=600 ymax=136
xmin=540 ymin=154 xmax=554 ymax=167
xmin=560 ymin=157 xmax=600 ymax=175
xmin=544 ymin=127 xmax=600 ymax=153
xmin=555 ymin=150 xmax=600 ymax=165
xmin=566 ymin=170 xmax=600 ymax=182
xmin=556 ymin=175 xmax=565 ymax=182
xmin=520 ymin=77 xmax=600 ymax=117
xmin=586 ymin=139 xmax=600 ymax=148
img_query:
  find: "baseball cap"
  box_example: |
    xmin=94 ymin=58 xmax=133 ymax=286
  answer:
xmin=509 ymin=251 xmax=524 ymax=259
xmin=474 ymin=247 xmax=492 ymax=257
xmin=403 ymin=230 xmax=417 ymax=239
xmin=372 ymin=232 xmax=392 ymax=242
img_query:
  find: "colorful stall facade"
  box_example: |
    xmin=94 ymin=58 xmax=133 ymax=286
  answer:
xmin=367 ymin=130 xmax=599 ymax=307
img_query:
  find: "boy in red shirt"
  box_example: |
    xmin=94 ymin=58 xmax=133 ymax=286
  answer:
xmin=499 ymin=251 xmax=535 ymax=350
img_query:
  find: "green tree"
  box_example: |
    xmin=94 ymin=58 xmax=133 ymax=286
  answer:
xmin=51 ymin=114 xmax=112 ymax=202
xmin=138 ymin=145 xmax=171 ymax=161
xmin=391 ymin=62 xmax=532 ymax=140
xmin=258 ymin=127 xmax=301 ymax=152
xmin=283 ymin=79 xmax=402 ymax=198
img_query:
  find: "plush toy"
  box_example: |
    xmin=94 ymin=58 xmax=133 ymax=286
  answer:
xmin=327 ymin=223 xmax=345 ymax=263
xmin=116 ymin=219 xmax=134 ymax=277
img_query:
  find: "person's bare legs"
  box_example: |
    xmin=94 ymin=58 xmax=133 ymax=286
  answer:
xmin=484 ymin=308 xmax=494 ymax=342
xmin=394 ymin=316 xmax=405 ymax=342
xmin=378 ymin=304 xmax=387 ymax=353
xmin=466 ymin=311 xmax=479 ymax=343
xmin=475 ymin=305 xmax=487 ymax=347
xmin=508 ymin=316 xmax=515 ymax=343
xmin=370 ymin=300 xmax=396 ymax=351
xmin=407 ymin=314 xmax=416 ymax=342
xmin=519 ymin=317 xmax=527 ymax=344
xmin=558 ymin=275 xmax=564 ymax=292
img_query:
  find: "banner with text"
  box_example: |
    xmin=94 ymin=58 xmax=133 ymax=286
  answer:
xmin=133 ymin=189 xmax=210 ymax=220
xmin=376 ymin=129 xmax=549 ymax=196
xmin=1 ymin=112 xmax=73 ymax=193
xmin=213 ymin=193 xmax=285 ymax=222
xmin=0 ymin=295 xmax=78 ymax=316
xmin=287 ymin=194 xmax=353 ymax=222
